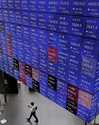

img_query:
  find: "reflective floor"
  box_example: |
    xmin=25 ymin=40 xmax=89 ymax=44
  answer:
xmin=0 ymin=84 xmax=97 ymax=125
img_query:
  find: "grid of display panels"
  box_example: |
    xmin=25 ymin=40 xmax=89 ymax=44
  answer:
xmin=0 ymin=0 xmax=99 ymax=123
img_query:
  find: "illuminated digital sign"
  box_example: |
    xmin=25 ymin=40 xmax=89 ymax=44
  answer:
xmin=0 ymin=0 xmax=99 ymax=123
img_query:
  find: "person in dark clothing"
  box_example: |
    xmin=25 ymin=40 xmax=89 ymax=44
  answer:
xmin=4 ymin=93 xmax=7 ymax=103
xmin=27 ymin=102 xmax=39 ymax=123
xmin=4 ymin=79 xmax=8 ymax=103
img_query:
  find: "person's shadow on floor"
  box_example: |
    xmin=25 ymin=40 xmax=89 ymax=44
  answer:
xmin=26 ymin=119 xmax=38 ymax=125
xmin=35 ymin=123 xmax=38 ymax=125
xmin=27 ymin=120 xmax=33 ymax=125
xmin=28 ymin=121 xmax=38 ymax=125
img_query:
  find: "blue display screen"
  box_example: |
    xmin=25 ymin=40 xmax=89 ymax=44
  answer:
xmin=0 ymin=0 xmax=99 ymax=123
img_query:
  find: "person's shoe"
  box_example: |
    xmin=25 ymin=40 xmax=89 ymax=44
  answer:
xmin=35 ymin=120 xmax=38 ymax=123
xmin=27 ymin=118 xmax=30 ymax=122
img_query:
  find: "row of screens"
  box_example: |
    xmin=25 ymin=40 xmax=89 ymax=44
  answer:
xmin=0 ymin=0 xmax=99 ymax=17
xmin=1 ymin=14 xmax=99 ymax=40
xmin=1 ymin=26 xmax=98 ymax=62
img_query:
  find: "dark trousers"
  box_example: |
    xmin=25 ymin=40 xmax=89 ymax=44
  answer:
xmin=4 ymin=94 xmax=7 ymax=103
xmin=28 ymin=112 xmax=38 ymax=122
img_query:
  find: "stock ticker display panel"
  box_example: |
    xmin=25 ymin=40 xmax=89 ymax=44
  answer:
xmin=0 ymin=0 xmax=99 ymax=123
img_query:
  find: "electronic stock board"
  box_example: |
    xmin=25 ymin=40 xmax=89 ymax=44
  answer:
xmin=0 ymin=0 xmax=99 ymax=123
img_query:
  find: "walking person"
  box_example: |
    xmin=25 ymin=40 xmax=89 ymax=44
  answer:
xmin=4 ymin=79 xmax=8 ymax=104
xmin=27 ymin=102 xmax=39 ymax=123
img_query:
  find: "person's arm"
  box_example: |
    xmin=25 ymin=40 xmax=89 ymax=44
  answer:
xmin=28 ymin=105 xmax=32 ymax=108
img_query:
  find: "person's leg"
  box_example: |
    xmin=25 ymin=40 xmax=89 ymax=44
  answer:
xmin=33 ymin=112 xmax=38 ymax=123
xmin=85 ymin=122 xmax=87 ymax=125
xmin=27 ymin=112 xmax=33 ymax=121
xmin=4 ymin=94 xmax=7 ymax=103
